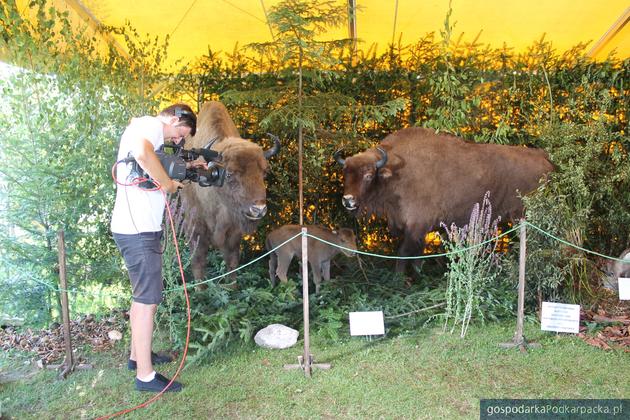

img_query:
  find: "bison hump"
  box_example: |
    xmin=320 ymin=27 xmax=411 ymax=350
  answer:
xmin=190 ymin=101 xmax=240 ymax=148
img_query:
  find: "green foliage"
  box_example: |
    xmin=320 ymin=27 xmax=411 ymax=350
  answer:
xmin=524 ymin=118 xmax=630 ymax=303
xmin=422 ymin=1 xmax=480 ymax=135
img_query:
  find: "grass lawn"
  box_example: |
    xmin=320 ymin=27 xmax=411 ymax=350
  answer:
xmin=1 ymin=321 xmax=628 ymax=419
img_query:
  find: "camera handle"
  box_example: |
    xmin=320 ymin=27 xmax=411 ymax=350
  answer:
xmin=163 ymin=138 xmax=222 ymax=163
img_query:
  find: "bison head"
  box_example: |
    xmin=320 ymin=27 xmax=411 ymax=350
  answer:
xmin=334 ymin=227 xmax=358 ymax=257
xmin=214 ymin=134 xmax=280 ymax=222
xmin=334 ymin=146 xmax=389 ymax=212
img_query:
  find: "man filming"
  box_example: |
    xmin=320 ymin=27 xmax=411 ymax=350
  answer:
xmin=111 ymin=103 xmax=199 ymax=392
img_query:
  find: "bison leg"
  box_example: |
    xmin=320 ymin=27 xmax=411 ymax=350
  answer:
xmin=321 ymin=260 xmax=331 ymax=283
xmin=275 ymin=253 xmax=293 ymax=284
xmin=310 ymin=260 xmax=323 ymax=295
xmin=268 ymin=251 xmax=278 ymax=286
xmin=221 ymin=233 xmax=242 ymax=281
xmin=395 ymin=234 xmax=424 ymax=273
xmin=191 ymin=228 xmax=211 ymax=281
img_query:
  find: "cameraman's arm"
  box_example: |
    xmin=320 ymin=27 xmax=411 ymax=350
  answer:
xmin=133 ymin=139 xmax=182 ymax=193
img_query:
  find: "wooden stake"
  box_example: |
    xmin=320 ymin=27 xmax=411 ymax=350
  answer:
xmin=301 ymin=227 xmax=311 ymax=377
xmin=515 ymin=220 xmax=526 ymax=342
xmin=57 ymin=230 xmax=75 ymax=379
xmin=500 ymin=220 xmax=540 ymax=351
xmin=284 ymin=228 xmax=330 ymax=374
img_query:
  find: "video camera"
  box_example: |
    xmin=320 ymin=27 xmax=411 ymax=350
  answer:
xmin=126 ymin=140 xmax=226 ymax=189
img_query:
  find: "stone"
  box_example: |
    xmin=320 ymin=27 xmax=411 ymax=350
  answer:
xmin=254 ymin=324 xmax=298 ymax=349
xmin=107 ymin=330 xmax=123 ymax=341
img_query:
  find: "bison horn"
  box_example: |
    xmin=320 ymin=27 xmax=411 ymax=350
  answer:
xmin=264 ymin=133 xmax=281 ymax=159
xmin=333 ymin=149 xmax=345 ymax=166
xmin=375 ymin=147 xmax=388 ymax=169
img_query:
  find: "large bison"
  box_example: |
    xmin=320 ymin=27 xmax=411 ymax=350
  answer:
xmin=181 ymin=101 xmax=279 ymax=282
xmin=334 ymin=127 xmax=554 ymax=272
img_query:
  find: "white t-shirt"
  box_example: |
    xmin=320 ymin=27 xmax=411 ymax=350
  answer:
xmin=110 ymin=116 xmax=166 ymax=234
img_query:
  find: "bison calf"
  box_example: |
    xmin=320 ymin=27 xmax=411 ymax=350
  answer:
xmin=265 ymin=225 xmax=357 ymax=294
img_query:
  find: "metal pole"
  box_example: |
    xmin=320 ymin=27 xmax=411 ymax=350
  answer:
xmin=301 ymin=227 xmax=311 ymax=377
xmin=57 ymin=230 xmax=74 ymax=378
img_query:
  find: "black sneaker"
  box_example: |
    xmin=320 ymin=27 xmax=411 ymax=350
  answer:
xmin=127 ymin=352 xmax=173 ymax=370
xmin=135 ymin=372 xmax=183 ymax=392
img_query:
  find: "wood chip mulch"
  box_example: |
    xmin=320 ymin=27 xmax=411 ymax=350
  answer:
xmin=0 ymin=310 xmax=128 ymax=365
xmin=578 ymin=294 xmax=630 ymax=352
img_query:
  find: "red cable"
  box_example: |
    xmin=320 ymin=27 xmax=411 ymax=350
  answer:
xmin=97 ymin=163 xmax=192 ymax=419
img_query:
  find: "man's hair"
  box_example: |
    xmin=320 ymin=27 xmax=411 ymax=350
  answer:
xmin=159 ymin=103 xmax=197 ymax=136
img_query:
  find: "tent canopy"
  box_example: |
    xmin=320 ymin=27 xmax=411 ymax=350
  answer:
xmin=15 ymin=0 xmax=630 ymax=68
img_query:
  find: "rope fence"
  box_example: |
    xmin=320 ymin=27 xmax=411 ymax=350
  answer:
xmin=8 ymin=220 xmax=628 ymax=298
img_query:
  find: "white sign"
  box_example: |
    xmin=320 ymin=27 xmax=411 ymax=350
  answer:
xmin=540 ymin=302 xmax=580 ymax=334
xmin=349 ymin=311 xmax=385 ymax=336
xmin=619 ymin=278 xmax=630 ymax=300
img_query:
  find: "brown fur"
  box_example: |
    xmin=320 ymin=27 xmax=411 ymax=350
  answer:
xmin=339 ymin=127 xmax=554 ymax=272
xmin=265 ymin=225 xmax=357 ymax=294
xmin=181 ymin=101 xmax=276 ymax=282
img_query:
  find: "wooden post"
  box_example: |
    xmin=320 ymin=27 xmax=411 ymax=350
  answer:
xmin=57 ymin=230 xmax=74 ymax=378
xmin=301 ymin=227 xmax=311 ymax=377
xmin=347 ymin=0 xmax=358 ymax=56
xmin=500 ymin=219 xmax=540 ymax=351
xmin=515 ymin=220 xmax=527 ymax=343
xmin=284 ymin=228 xmax=331 ymax=374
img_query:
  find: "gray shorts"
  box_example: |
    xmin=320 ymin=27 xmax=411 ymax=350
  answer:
xmin=113 ymin=231 xmax=164 ymax=305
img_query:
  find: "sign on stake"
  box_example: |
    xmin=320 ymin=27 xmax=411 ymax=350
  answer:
xmin=540 ymin=302 xmax=580 ymax=334
xmin=349 ymin=311 xmax=385 ymax=336
xmin=618 ymin=278 xmax=630 ymax=300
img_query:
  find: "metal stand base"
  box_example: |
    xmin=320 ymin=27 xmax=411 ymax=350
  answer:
xmin=499 ymin=336 xmax=541 ymax=352
xmin=283 ymin=354 xmax=331 ymax=372
xmin=47 ymin=362 xmax=93 ymax=379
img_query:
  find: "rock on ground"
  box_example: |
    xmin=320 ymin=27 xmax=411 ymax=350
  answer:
xmin=254 ymin=324 xmax=299 ymax=349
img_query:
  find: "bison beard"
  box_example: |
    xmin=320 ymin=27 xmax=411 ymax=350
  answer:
xmin=336 ymin=127 xmax=554 ymax=273
xmin=180 ymin=101 xmax=279 ymax=284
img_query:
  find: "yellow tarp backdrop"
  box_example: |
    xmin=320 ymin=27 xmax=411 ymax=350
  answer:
xmin=15 ymin=0 xmax=630 ymax=69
